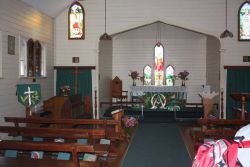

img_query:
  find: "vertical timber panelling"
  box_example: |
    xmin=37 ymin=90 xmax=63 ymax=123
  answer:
xmin=112 ymin=24 xmax=206 ymax=103
xmin=0 ymin=0 xmax=54 ymax=123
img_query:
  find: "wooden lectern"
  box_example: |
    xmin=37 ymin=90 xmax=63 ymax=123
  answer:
xmin=230 ymin=93 xmax=250 ymax=120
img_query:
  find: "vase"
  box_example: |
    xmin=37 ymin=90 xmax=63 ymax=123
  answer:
xmin=132 ymin=80 xmax=136 ymax=86
xmin=181 ymin=80 xmax=185 ymax=86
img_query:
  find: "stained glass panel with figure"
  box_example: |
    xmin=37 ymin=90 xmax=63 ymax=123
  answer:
xmin=239 ymin=1 xmax=250 ymax=41
xmin=68 ymin=2 xmax=85 ymax=39
xmin=143 ymin=65 xmax=152 ymax=85
xmin=166 ymin=65 xmax=174 ymax=86
xmin=154 ymin=43 xmax=164 ymax=86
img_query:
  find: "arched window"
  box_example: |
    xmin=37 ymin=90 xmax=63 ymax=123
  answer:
xmin=27 ymin=39 xmax=34 ymax=77
xmin=143 ymin=65 xmax=152 ymax=85
xmin=239 ymin=1 xmax=250 ymax=41
xmin=154 ymin=42 xmax=164 ymax=86
xmin=19 ymin=37 xmax=46 ymax=78
xmin=68 ymin=1 xmax=85 ymax=39
xmin=165 ymin=65 xmax=175 ymax=86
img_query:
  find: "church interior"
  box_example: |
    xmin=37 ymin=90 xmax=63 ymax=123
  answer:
xmin=0 ymin=0 xmax=250 ymax=166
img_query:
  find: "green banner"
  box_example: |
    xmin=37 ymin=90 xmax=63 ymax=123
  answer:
xmin=16 ymin=84 xmax=41 ymax=107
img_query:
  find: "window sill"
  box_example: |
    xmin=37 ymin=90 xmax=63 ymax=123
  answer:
xmin=19 ymin=76 xmax=47 ymax=79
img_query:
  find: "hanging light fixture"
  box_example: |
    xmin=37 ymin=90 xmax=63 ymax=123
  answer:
xmin=220 ymin=0 xmax=233 ymax=38
xmin=100 ymin=0 xmax=112 ymax=40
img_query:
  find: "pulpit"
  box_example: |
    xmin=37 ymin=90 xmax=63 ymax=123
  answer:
xmin=230 ymin=93 xmax=250 ymax=120
xmin=43 ymin=94 xmax=83 ymax=119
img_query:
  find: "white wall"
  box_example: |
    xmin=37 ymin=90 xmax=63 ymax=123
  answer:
xmin=55 ymin=0 xmax=250 ymax=114
xmin=99 ymin=40 xmax=112 ymax=103
xmin=0 ymin=0 xmax=54 ymax=125
xmin=112 ymin=23 xmax=207 ymax=103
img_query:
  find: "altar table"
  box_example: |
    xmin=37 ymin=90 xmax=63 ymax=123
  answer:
xmin=130 ymin=86 xmax=187 ymax=109
xmin=131 ymin=86 xmax=187 ymax=97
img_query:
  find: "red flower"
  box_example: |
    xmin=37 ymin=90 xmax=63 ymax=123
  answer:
xmin=129 ymin=71 xmax=140 ymax=80
xmin=178 ymin=70 xmax=189 ymax=80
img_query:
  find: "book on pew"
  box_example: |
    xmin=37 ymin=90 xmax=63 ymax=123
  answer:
xmin=83 ymin=153 xmax=97 ymax=162
xmin=100 ymin=138 xmax=111 ymax=145
xmin=31 ymin=151 xmax=44 ymax=159
xmin=54 ymin=138 xmax=65 ymax=143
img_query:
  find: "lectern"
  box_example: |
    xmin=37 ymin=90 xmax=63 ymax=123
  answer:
xmin=230 ymin=93 xmax=250 ymax=120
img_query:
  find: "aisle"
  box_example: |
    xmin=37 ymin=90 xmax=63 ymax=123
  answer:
xmin=122 ymin=123 xmax=191 ymax=167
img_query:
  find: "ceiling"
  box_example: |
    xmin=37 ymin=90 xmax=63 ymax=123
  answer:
xmin=20 ymin=0 xmax=76 ymax=17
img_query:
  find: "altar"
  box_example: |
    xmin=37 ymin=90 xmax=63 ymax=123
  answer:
xmin=130 ymin=86 xmax=187 ymax=110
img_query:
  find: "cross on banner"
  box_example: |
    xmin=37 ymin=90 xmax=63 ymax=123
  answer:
xmin=16 ymin=84 xmax=41 ymax=107
xmin=24 ymin=86 xmax=35 ymax=106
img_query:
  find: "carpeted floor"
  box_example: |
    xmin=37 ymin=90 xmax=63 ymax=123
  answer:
xmin=122 ymin=123 xmax=192 ymax=167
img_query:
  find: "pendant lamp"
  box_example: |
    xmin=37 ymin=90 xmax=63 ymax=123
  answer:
xmin=220 ymin=0 xmax=233 ymax=38
xmin=100 ymin=0 xmax=112 ymax=40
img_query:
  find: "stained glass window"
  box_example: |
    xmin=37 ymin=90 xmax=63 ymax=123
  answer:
xmin=239 ymin=1 xmax=250 ymax=41
xmin=68 ymin=1 xmax=85 ymax=39
xmin=25 ymin=39 xmax=44 ymax=78
xmin=154 ymin=43 xmax=164 ymax=86
xmin=166 ymin=65 xmax=175 ymax=86
xmin=143 ymin=65 xmax=152 ymax=85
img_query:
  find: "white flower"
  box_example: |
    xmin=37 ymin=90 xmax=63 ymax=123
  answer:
xmin=199 ymin=91 xmax=219 ymax=99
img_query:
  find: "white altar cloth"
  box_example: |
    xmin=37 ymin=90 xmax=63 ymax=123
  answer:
xmin=130 ymin=86 xmax=187 ymax=97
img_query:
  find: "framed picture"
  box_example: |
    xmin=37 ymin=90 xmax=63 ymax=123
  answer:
xmin=8 ymin=35 xmax=15 ymax=55
xmin=72 ymin=57 xmax=79 ymax=63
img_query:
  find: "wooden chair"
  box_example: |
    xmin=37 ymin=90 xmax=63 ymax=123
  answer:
xmin=111 ymin=76 xmax=128 ymax=105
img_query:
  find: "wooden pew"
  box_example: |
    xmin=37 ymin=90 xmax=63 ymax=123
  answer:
xmin=192 ymin=119 xmax=250 ymax=150
xmin=0 ymin=126 xmax=106 ymax=144
xmin=4 ymin=117 xmax=124 ymax=141
xmin=0 ymin=140 xmax=108 ymax=167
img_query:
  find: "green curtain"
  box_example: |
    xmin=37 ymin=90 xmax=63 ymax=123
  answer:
xmin=226 ymin=69 xmax=250 ymax=119
xmin=56 ymin=68 xmax=92 ymax=115
xmin=56 ymin=68 xmax=74 ymax=96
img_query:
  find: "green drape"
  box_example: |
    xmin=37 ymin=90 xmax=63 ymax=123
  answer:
xmin=226 ymin=69 xmax=250 ymax=119
xmin=56 ymin=68 xmax=92 ymax=116
xmin=56 ymin=68 xmax=75 ymax=96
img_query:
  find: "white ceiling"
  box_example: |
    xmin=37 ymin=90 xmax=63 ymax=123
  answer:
xmin=20 ymin=0 xmax=75 ymax=17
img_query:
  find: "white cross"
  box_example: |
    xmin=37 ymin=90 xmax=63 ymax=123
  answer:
xmin=24 ymin=86 xmax=34 ymax=106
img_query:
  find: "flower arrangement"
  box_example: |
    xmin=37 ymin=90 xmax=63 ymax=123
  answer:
xmin=199 ymin=91 xmax=219 ymax=119
xmin=178 ymin=70 xmax=189 ymax=86
xmin=129 ymin=71 xmax=140 ymax=80
xmin=178 ymin=70 xmax=189 ymax=80
xmin=122 ymin=116 xmax=137 ymax=128
xmin=60 ymin=85 xmax=70 ymax=96
xmin=122 ymin=116 xmax=138 ymax=139
xmin=128 ymin=71 xmax=140 ymax=86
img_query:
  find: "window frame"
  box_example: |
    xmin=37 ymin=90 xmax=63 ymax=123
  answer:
xmin=19 ymin=36 xmax=47 ymax=79
xmin=68 ymin=1 xmax=85 ymax=40
xmin=0 ymin=31 xmax=2 ymax=78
